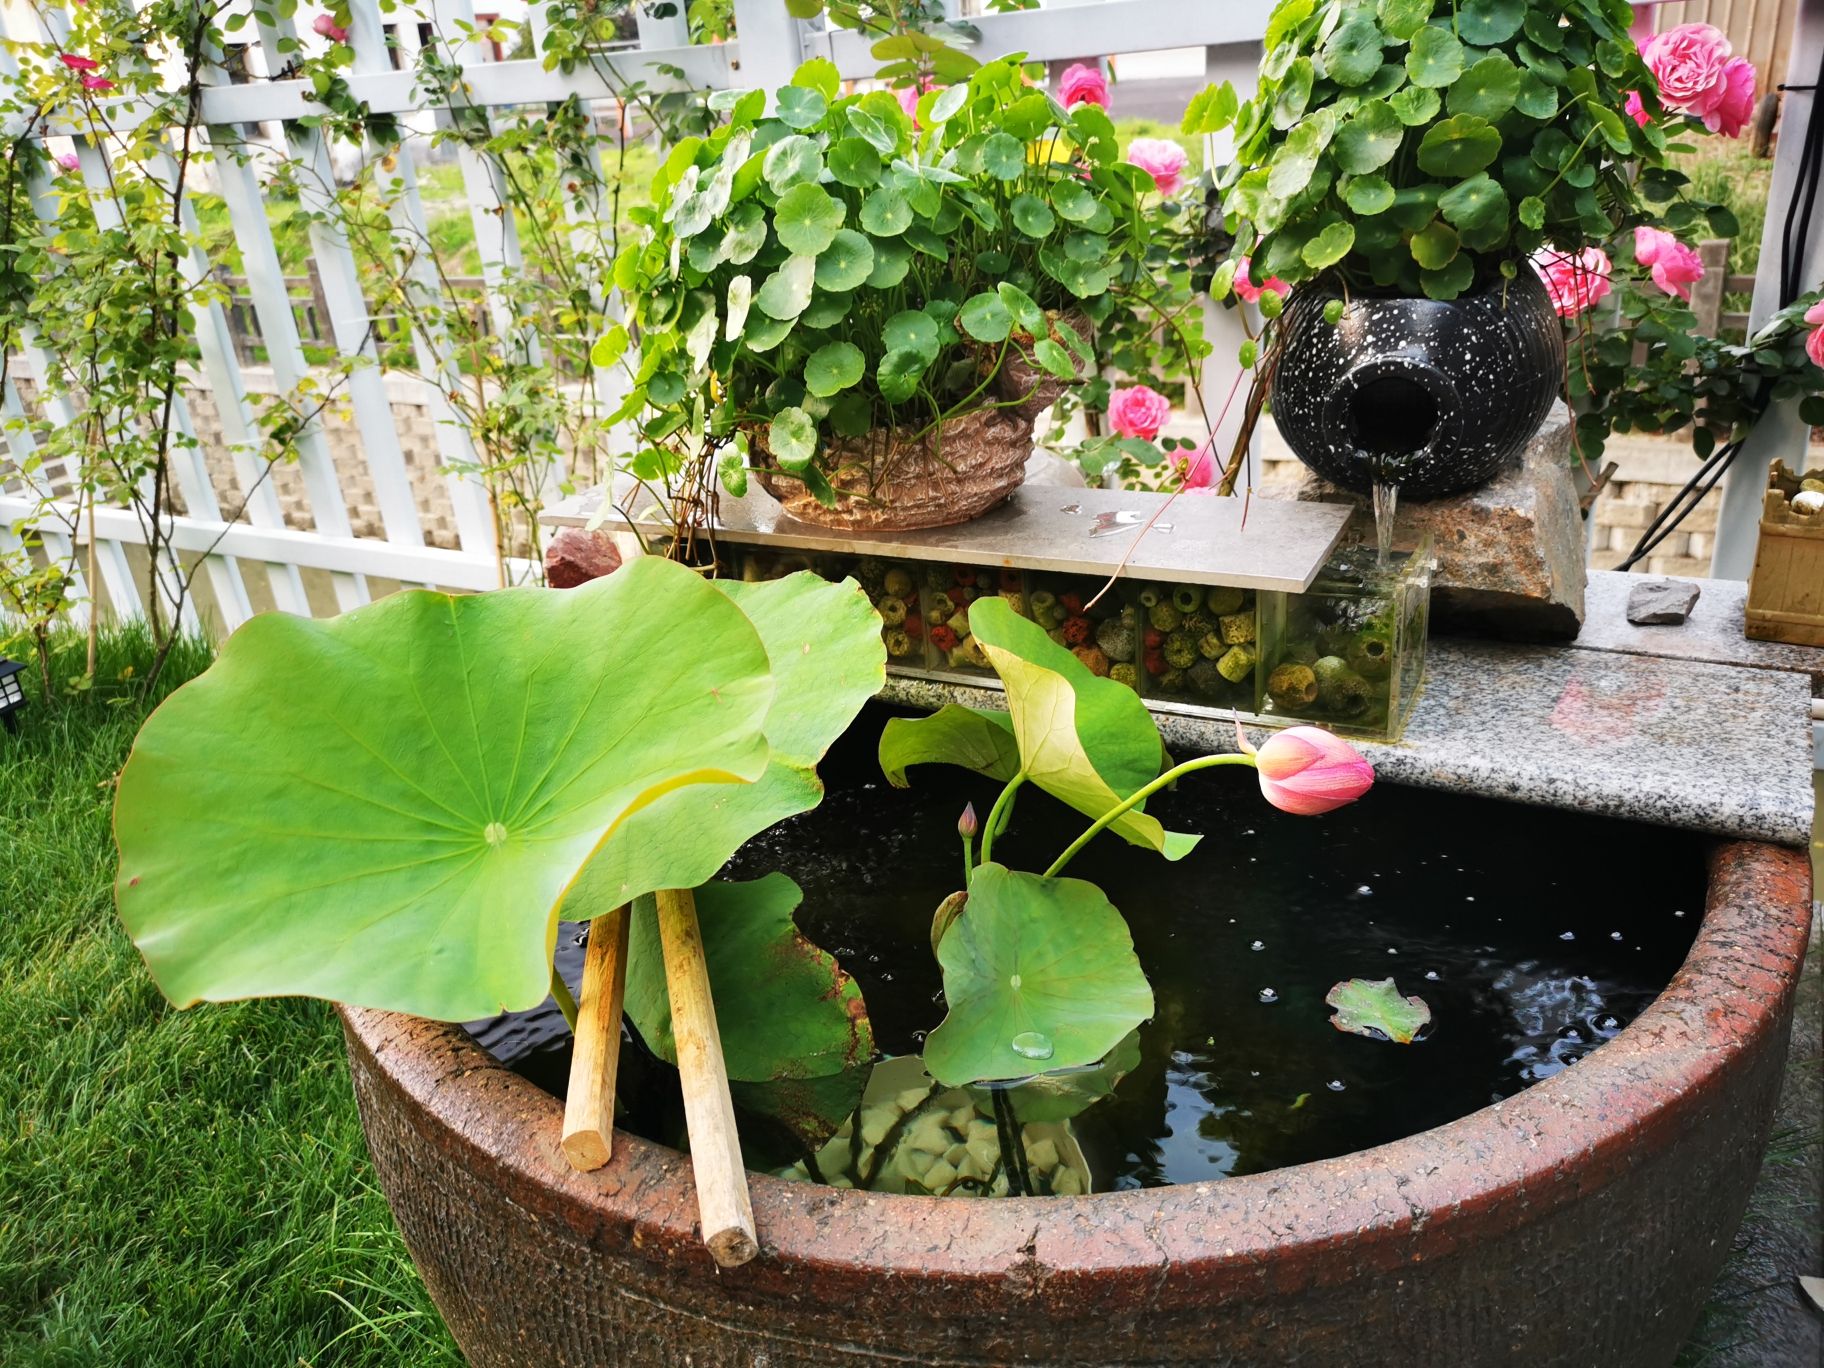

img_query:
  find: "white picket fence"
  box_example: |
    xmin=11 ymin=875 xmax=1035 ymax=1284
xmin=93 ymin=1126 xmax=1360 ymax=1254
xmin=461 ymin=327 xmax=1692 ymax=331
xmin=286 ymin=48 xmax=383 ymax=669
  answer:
xmin=0 ymin=0 xmax=1274 ymax=636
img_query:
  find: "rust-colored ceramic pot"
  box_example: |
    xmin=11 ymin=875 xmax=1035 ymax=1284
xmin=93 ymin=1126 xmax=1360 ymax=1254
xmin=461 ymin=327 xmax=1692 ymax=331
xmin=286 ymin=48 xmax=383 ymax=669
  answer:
xmin=342 ymin=841 xmax=1812 ymax=1368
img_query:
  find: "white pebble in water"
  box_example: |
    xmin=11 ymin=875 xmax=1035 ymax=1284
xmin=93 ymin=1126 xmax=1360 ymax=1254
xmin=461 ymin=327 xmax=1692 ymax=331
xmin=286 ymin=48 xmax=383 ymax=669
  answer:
xmin=1258 ymin=988 xmax=1279 ymax=1003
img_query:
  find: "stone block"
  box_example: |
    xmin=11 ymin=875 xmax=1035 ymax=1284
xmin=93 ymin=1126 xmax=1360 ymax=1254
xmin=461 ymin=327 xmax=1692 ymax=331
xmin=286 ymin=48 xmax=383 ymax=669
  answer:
xmin=1280 ymin=403 xmax=1587 ymax=641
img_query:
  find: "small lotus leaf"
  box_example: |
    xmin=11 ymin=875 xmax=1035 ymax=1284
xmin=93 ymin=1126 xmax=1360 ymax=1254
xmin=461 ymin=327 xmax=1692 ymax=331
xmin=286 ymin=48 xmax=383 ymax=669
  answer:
xmin=1326 ymin=977 xmax=1432 ymax=1044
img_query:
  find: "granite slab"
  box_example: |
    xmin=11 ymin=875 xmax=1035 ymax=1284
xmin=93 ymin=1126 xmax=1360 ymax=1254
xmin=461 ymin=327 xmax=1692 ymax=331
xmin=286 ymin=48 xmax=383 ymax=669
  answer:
xmin=883 ymin=637 xmax=1817 ymax=849
xmin=1575 ymin=570 xmax=1824 ymax=690
xmin=540 ymin=481 xmax=1354 ymax=593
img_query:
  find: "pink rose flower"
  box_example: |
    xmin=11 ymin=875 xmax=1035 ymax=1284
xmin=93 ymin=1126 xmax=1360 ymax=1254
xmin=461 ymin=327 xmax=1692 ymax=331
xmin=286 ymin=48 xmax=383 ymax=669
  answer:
xmin=1804 ymin=300 xmax=1824 ymax=327
xmin=1232 ymin=256 xmax=1288 ymax=305
xmin=55 ymin=152 xmax=79 ymax=172
xmin=1107 ymin=384 xmax=1171 ymax=441
xmin=1172 ymin=436 xmax=1217 ymax=493
xmin=1625 ymin=91 xmax=1650 ymax=127
xmin=1807 ymin=325 xmax=1824 ymax=370
xmin=313 ymin=14 xmax=350 ymax=42
xmin=1126 ymin=137 xmax=1188 ymax=196
xmin=1633 ymin=227 xmax=1705 ymax=301
xmin=1250 ymin=726 xmax=1375 ymax=816
xmin=1532 ymin=247 xmax=1613 ymax=318
xmin=1641 ymin=23 xmax=1756 ymax=134
xmin=59 ymin=53 xmax=100 ymax=72
xmin=1057 ymin=62 xmax=1110 ymax=111
xmin=81 ymin=76 xmax=113 ymax=91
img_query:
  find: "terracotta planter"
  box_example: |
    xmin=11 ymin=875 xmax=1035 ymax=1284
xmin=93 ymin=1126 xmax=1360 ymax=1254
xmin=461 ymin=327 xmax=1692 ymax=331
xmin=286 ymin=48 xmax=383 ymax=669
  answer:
xmin=342 ymin=840 xmax=1812 ymax=1368
xmin=754 ymin=405 xmax=1032 ymax=532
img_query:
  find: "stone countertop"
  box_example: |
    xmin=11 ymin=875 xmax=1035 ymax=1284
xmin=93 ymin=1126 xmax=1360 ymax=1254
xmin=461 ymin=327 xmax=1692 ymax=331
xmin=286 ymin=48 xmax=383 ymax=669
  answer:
xmin=1576 ymin=570 xmax=1824 ymax=690
xmin=883 ymin=636 xmax=1818 ymax=849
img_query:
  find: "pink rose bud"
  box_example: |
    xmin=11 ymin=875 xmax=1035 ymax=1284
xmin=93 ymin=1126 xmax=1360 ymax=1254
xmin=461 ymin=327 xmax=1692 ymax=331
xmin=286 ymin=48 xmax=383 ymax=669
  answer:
xmin=1107 ymin=383 xmax=1172 ymax=441
xmin=1253 ymin=727 xmax=1375 ymax=816
xmin=1531 ymin=246 xmax=1613 ymax=318
xmin=55 ymin=152 xmax=80 ymax=172
xmin=1625 ymin=91 xmax=1650 ymax=127
xmin=957 ymin=803 xmax=979 ymax=839
xmin=1233 ymin=256 xmax=1289 ymax=305
xmin=313 ymin=13 xmax=350 ymax=43
xmin=59 ymin=53 xmax=100 ymax=72
xmin=1804 ymin=300 xmax=1824 ymax=327
xmin=1633 ymin=226 xmax=1705 ymax=301
xmin=81 ymin=76 xmax=114 ymax=91
xmin=1172 ymin=436 xmax=1218 ymax=493
xmin=1057 ymin=62 xmax=1110 ymax=111
xmin=1126 ymin=136 xmax=1189 ymax=196
xmin=1807 ymin=325 xmax=1824 ymax=371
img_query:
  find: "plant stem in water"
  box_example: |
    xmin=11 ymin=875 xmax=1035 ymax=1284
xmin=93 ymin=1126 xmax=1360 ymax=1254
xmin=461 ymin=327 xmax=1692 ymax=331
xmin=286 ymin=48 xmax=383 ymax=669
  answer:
xmin=978 ymin=771 xmax=1026 ymax=866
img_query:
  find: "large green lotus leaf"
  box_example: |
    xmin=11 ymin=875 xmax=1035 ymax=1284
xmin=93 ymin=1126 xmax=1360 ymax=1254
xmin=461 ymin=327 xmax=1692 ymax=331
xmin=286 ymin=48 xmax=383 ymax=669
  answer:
xmin=623 ymin=874 xmax=873 ymax=1081
xmin=922 ymin=863 xmax=1153 ymax=1086
xmin=115 ymin=559 xmax=776 ymax=1020
xmin=558 ymin=572 xmax=886 ymax=918
xmin=968 ymin=598 xmax=1199 ymax=860
xmin=878 ymin=704 xmax=1020 ymax=787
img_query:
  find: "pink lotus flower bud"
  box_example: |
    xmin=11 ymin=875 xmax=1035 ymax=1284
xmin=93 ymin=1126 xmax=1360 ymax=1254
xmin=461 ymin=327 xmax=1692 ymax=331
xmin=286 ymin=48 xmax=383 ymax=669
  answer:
xmin=1126 ymin=136 xmax=1188 ymax=196
xmin=1233 ymin=257 xmax=1288 ymax=305
xmin=313 ymin=13 xmax=350 ymax=43
xmin=1057 ymin=62 xmax=1110 ymax=111
xmin=957 ymin=803 xmax=978 ymax=839
xmin=1251 ymin=726 xmax=1375 ymax=816
xmin=59 ymin=53 xmax=100 ymax=72
xmin=1531 ymin=247 xmax=1612 ymax=318
xmin=1107 ymin=383 xmax=1171 ymax=441
xmin=1633 ymin=226 xmax=1705 ymax=301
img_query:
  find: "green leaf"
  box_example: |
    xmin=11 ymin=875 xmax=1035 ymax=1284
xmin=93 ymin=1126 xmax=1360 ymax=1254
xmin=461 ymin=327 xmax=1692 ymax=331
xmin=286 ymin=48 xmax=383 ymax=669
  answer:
xmin=1416 ymin=114 xmax=1501 ymax=177
xmin=1267 ymin=113 xmax=1335 ymax=199
xmin=922 ymin=864 xmax=1154 ymax=1086
xmin=959 ymin=291 xmax=1014 ymax=343
xmin=1333 ymin=99 xmax=1404 ymax=173
xmin=115 ymin=561 xmax=778 ymax=1020
xmin=1343 ymin=173 xmax=1396 ymax=214
xmin=1326 ymin=977 xmax=1432 ymax=1044
xmin=763 ymin=134 xmax=822 ymax=193
xmin=717 ymin=447 xmax=750 ymax=497
xmin=883 ymin=308 xmax=941 ymax=361
xmin=980 ymin=131 xmax=1026 ymax=180
xmin=1389 ymin=84 xmax=1441 ymax=124
xmin=847 ymin=107 xmax=899 ymax=155
xmin=1274 ymin=57 xmax=1315 ymax=129
xmin=1032 ymin=338 xmax=1077 ymax=379
xmin=1377 ymin=0 xmax=1432 ymax=42
xmin=814 ymin=228 xmax=875 ymax=290
xmin=720 ymin=200 xmax=769 ymax=265
xmin=968 ymin=599 xmax=1199 ymax=860
xmin=1050 ymin=177 xmax=1098 ymax=223
xmin=877 ymin=348 xmax=929 ymax=404
xmin=929 ymin=84 xmax=969 ymax=123
xmin=1514 ymin=69 xmax=1558 ymax=119
xmin=775 ymin=84 xmax=828 ymax=130
xmin=1005 ymin=1028 xmax=1142 ymax=1125
xmin=867 ymin=238 xmax=913 ymax=287
xmin=768 ymin=406 xmax=818 ymax=468
xmin=1010 ymin=192 xmax=1056 ymax=238
xmin=755 ymin=254 xmax=816 ymax=320
xmin=997 ymin=281 xmax=1046 ymax=333
xmin=1409 ymin=217 xmax=1460 ymax=268
xmin=859 ymin=185 xmax=913 ymax=237
xmin=791 ymin=56 xmax=841 ymax=100
xmin=879 ymin=704 xmax=1020 ymax=786
xmin=1323 ymin=15 xmax=1386 ymax=88
xmin=828 ymin=137 xmax=884 ymax=188
xmin=1457 ymin=0 xmax=1524 ymax=45
xmin=1437 ymin=171 xmax=1509 ymax=248
xmin=1420 ymin=253 xmax=1475 ymax=299
xmin=1266 ymin=0 xmax=1315 ymax=48
xmin=1182 ymin=79 xmax=1240 ymax=135
xmin=1448 ymin=52 xmax=1519 ymax=119
xmin=590 ymin=323 xmax=629 ymax=369
xmin=775 ymin=183 xmax=846 ymax=255
xmin=806 ymin=341 xmax=866 ymax=397
xmin=1518 ymin=194 xmax=1546 ymax=230
xmin=1303 ymin=217 xmax=1356 ymax=269
xmin=1406 ymin=26 xmax=1464 ymax=88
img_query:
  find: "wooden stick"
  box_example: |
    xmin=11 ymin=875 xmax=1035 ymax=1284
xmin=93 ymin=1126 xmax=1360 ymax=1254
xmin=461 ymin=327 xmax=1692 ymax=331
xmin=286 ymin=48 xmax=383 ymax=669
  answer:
xmin=653 ymin=886 xmax=758 ymax=1268
xmin=560 ymin=904 xmax=630 ymax=1173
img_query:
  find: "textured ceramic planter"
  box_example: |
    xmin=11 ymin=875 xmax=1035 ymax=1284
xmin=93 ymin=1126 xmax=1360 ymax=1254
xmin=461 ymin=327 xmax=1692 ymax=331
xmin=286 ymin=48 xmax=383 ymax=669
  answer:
xmin=342 ymin=840 xmax=1811 ymax=1368
xmin=1271 ymin=268 xmax=1565 ymax=500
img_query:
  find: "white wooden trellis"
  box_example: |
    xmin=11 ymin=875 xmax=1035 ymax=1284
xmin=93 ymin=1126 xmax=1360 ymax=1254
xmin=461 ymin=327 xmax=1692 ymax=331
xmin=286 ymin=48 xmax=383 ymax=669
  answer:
xmin=0 ymin=0 xmax=1278 ymax=636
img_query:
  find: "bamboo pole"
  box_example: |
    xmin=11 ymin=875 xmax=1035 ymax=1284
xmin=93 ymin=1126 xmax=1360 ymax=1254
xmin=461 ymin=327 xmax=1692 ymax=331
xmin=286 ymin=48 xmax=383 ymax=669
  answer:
xmin=560 ymin=904 xmax=630 ymax=1172
xmin=653 ymin=887 xmax=759 ymax=1268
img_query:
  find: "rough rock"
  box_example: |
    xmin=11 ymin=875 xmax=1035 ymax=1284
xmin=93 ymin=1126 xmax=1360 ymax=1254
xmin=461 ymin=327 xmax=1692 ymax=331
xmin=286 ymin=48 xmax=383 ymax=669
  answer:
xmin=1626 ymin=578 xmax=1702 ymax=625
xmin=543 ymin=526 xmax=622 ymax=588
xmin=1282 ymin=403 xmax=1587 ymax=641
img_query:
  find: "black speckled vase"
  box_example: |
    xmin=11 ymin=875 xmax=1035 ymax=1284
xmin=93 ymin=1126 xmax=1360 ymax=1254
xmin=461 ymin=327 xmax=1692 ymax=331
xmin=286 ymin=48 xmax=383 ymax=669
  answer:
xmin=1270 ymin=268 xmax=1565 ymax=501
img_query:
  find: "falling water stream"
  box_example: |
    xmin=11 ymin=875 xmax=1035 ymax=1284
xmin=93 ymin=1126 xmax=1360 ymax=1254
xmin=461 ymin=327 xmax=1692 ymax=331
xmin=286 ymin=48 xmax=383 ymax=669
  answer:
xmin=1371 ymin=478 xmax=1399 ymax=567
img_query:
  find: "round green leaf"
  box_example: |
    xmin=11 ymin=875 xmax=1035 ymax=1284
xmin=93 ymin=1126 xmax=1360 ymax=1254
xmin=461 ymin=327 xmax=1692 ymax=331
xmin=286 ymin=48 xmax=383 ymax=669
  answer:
xmin=806 ymin=340 xmax=866 ymax=397
xmin=828 ymin=136 xmax=884 ymax=188
xmin=859 ymin=185 xmax=913 ymax=236
xmin=775 ymin=84 xmax=828 ymax=130
xmin=959 ymin=291 xmax=1013 ymax=343
xmin=1447 ymin=53 xmax=1520 ymax=120
xmin=1518 ymin=194 xmax=1546 ymax=230
xmin=1010 ymin=192 xmax=1056 ymax=238
xmin=877 ymin=347 xmax=928 ymax=404
xmin=755 ymin=254 xmax=817 ymax=320
xmin=1303 ymin=217 xmax=1356 ymax=269
xmin=768 ymin=406 xmax=818 ymax=469
xmin=1032 ymin=338 xmax=1077 ymax=379
xmin=1050 ymin=177 xmax=1098 ymax=223
xmin=922 ymin=863 xmax=1155 ymax=1086
xmin=114 ymin=559 xmax=778 ymax=1020
xmin=1420 ymin=253 xmax=1476 ymax=299
xmin=929 ymin=84 xmax=969 ymax=123
xmin=1267 ymin=113 xmax=1336 ymax=199
xmin=720 ymin=201 xmax=768 ymax=265
xmin=867 ymin=237 xmax=913 ymax=287
xmin=1390 ymin=84 xmax=1441 ymax=124
xmin=1323 ymin=15 xmax=1386 ymax=88
xmin=1377 ymin=0 xmax=1432 ymax=42
xmin=1437 ymin=171 xmax=1509 ymax=234
xmin=1326 ymin=977 xmax=1432 ymax=1044
xmin=1416 ymin=114 xmax=1501 ymax=178
xmin=883 ymin=308 xmax=940 ymax=361
xmin=997 ymin=281 xmax=1045 ymax=333
xmin=815 ymin=228 xmax=875 ymax=290
xmin=1458 ymin=0 xmax=1524 ymax=45
xmin=846 ymin=107 xmax=898 ymax=155
xmin=763 ymin=134 xmax=823 ymax=193
xmin=1333 ymin=99 xmax=1404 ymax=174
xmin=775 ymin=183 xmax=847 ymax=255
xmin=980 ymin=131 xmax=1026 ymax=180
xmin=1406 ymin=26 xmax=1464 ymax=88
xmin=1409 ymin=218 xmax=1460 ymax=268
xmin=1343 ymin=173 xmax=1396 ymax=214
xmin=1514 ymin=69 xmax=1559 ymax=119
xmin=791 ymin=56 xmax=841 ymax=100
xmin=1274 ymin=57 xmax=1316 ymax=129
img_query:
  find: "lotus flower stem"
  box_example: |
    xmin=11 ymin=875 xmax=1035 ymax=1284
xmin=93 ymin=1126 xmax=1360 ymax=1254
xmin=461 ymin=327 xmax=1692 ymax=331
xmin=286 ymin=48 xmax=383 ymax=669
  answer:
xmin=978 ymin=771 xmax=1027 ymax=867
xmin=1043 ymin=753 xmax=1258 ymax=879
xmin=561 ymin=904 xmax=630 ymax=1173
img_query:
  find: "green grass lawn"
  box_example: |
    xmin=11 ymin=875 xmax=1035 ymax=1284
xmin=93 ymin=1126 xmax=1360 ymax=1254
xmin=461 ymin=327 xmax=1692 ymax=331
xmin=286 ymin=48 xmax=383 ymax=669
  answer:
xmin=0 ymin=630 xmax=457 ymax=1367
